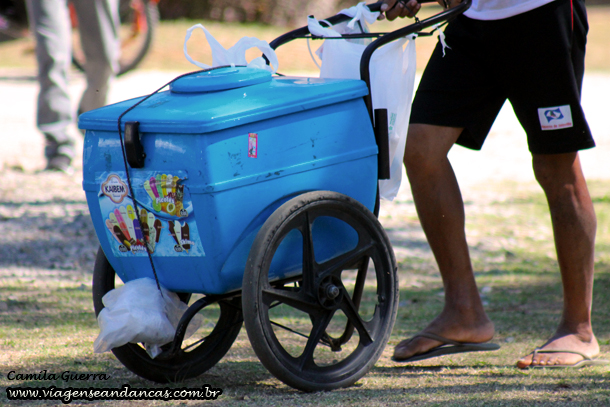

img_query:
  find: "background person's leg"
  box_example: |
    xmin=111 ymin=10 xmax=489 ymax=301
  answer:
xmin=26 ymin=0 xmax=76 ymax=171
xmin=517 ymin=152 xmax=599 ymax=367
xmin=72 ymin=0 xmax=119 ymax=115
xmin=394 ymin=124 xmax=495 ymax=360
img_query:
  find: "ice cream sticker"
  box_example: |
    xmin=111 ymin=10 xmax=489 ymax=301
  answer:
xmin=143 ymin=174 xmax=186 ymax=217
xmin=97 ymin=171 xmax=204 ymax=257
xmin=248 ymin=133 xmax=258 ymax=158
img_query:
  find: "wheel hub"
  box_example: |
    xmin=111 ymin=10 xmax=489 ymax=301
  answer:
xmin=317 ymin=275 xmax=344 ymax=309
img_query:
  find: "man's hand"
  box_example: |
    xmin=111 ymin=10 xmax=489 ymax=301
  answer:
xmin=379 ymin=0 xmax=464 ymax=21
xmin=379 ymin=0 xmax=421 ymax=21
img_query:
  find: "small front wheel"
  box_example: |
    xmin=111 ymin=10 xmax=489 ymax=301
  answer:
xmin=242 ymin=191 xmax=398 ymax=391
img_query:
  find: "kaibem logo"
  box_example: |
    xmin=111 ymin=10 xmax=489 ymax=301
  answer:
xmin=101 ymin=174 xmax=128 ymax=203
xmin=538 ymin=105 xmax=573 ymax=131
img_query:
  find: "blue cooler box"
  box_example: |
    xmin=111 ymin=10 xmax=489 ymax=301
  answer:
xmin=80 ymin=67 xmax=378 ymax=295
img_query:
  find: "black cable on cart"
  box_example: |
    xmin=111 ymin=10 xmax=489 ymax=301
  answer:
xmin=115 ymin=66 xmax=236 ymax=295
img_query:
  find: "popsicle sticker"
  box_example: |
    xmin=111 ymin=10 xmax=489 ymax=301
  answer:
xmin=156 ymin=174 xmax=163 ymax=198
xmin=153 ymin=219 xmax=163 ymax=244
xmin=175 ymin=184 xmax=185 ymax=216
xmin=106 ymin=219 xmax=122 ymax=245
xmin=173 ymin=222 xmax=182 ymax=251
xmin=112 ymin=226 xmax=131 ymax=250
xmin=147 ymin=212 xmax=160 ymax=251
xmin=145 ymin=177 xmax=162 ymax=212
xmin=181 ymin=222 xmax=191 ymax=252
xmin=140 ymin=209 xmax=150 ymax=244
xmin=142 ymin=173 xmax=185 ymax=217
xmin=168 ymin=220 xmax=194 ymax=253
xmin=165 ymin=174 xmax=175 ymax=215
xmin=172 ymin=176 xmax=179 ymax=197
xmin=114 ymin=208 xmax=132 ymax=244
xmin=126 ymin=205 xmax=144 ymax=242
xmin=119 ymin=206 xmax=136 ymax=244
xmin=161 ymin=174 xmax=167 ymax=197
xmin=248 ymin=133 xmax=258 ymax=158
xmin=168 ymin=221 xmax=180 ymax=250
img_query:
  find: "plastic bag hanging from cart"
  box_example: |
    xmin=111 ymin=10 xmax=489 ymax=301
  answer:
xmin=183 ymin=24 xmax=279 ymax=73
xmin=93 ymin=278 xmax=202 ymax=359
xmin=309 ymin=5 xmax=417 ymax=201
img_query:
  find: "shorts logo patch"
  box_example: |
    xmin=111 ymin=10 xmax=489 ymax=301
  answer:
xmin=538 ymin=105 xmax=573 ymax=131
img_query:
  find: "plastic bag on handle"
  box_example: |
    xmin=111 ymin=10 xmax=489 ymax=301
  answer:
xmin=309 ymin=3 xmax=380 ymax=64
xmin=93 ymin=278 xmax=202 ymax=359
xmin=307 ymin=16 xmax=341 ymax=38
xmin=307 ymin=2 xmax=379 ymax=38
xmin=338 ymin=1 xmax=380 ymax=30
xmin=311 ymin=5 xmax=417 ymax=200
xmin=183 ymin=24 xmax=279 ymax=73
xmin=375 ymin=36 xmax=417 ymax=200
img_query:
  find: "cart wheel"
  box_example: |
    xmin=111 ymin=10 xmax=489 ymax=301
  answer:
xmin=92 ymin=247 xmax=243 ymax=383
xmin=242 ymin=191 xmax=398 ymax=391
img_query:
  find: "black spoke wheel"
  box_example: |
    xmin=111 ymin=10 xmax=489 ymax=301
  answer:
xmin=242 ymin=191 xmax=398 ymax=391
xmin=92 ymin=247 xmax=243 ymax=383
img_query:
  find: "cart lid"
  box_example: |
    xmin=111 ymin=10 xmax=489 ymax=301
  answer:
xmin=169 ymin=66 xmax=272 ymax=93
xmin=78 ymin=67 xmax=370 ymax=134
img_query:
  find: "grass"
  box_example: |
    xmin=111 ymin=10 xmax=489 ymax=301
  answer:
xmin=1 ymin=179 xmax=609 ymax=406
xmin=1 ymin=5 xmax=609 ymax=75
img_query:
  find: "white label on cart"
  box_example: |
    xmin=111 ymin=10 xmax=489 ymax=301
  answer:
xmin=96 ymin=171 xmax=205 ymax=257
xmin=101 ymin=174 xmax=128 ymax=203
xmin=538 ymin=105 xmax=573 ymax=131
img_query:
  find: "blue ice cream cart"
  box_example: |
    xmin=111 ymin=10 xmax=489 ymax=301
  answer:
xmin=80 ymin=1 xmax=470 ymax=392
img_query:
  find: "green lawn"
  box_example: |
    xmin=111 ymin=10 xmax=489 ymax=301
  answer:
xmin=1 ymin=179 xmax=609 ymax=406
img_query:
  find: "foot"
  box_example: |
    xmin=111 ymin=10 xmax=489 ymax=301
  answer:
xmin=394 ymin=310 xmax=495 ymax=361
xmin=517 ymin=332 xmax=600 ymax=368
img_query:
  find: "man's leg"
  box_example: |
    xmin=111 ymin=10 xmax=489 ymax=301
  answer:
xmin=517 ymin=152 xmax=599 ymax=367
xmin=393 ymin=123 xmax=495 ymax=360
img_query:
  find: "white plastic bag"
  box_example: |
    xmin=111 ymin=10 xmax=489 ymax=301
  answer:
xmin=183 ymin=24 xmax=279 ymax=73
xmin=373 ymin=37 xmax=417 ymax=201
xmin=310 ymin=5 xmax=417 ymax=201
xmin=93 ymin=278 xmax=201 ymax=359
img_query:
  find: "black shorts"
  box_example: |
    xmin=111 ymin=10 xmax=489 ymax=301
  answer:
xmin=410 ymin=0 xmax=595 ymax=154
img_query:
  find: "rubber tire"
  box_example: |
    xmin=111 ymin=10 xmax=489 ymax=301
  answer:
xmin=242 ymin=191 xmax=399 ymax=392
xmin=92 ymin=247 xmax=243 ymax=383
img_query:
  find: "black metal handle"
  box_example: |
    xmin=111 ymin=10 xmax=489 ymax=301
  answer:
xmin=269 ymin=0 xmax=443 ymax=50
xmin=360 ymin=0 xmax=472 ymax=123
xmin=374 ymin=109 xmax=391 ymax=179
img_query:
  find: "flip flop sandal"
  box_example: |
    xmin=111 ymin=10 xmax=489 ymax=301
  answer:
xmin=392 ymin=332 xmax=501 ymax=363
xmin=527 ymin=348 xmax=610 ymax=369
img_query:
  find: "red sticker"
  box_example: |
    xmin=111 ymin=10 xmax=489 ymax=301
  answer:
xmin=248 ymin=133 xmax=258 ymax=158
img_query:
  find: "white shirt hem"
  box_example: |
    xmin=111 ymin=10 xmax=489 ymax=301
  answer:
xmin=463 ymin=0 xmax=556 ymax=20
